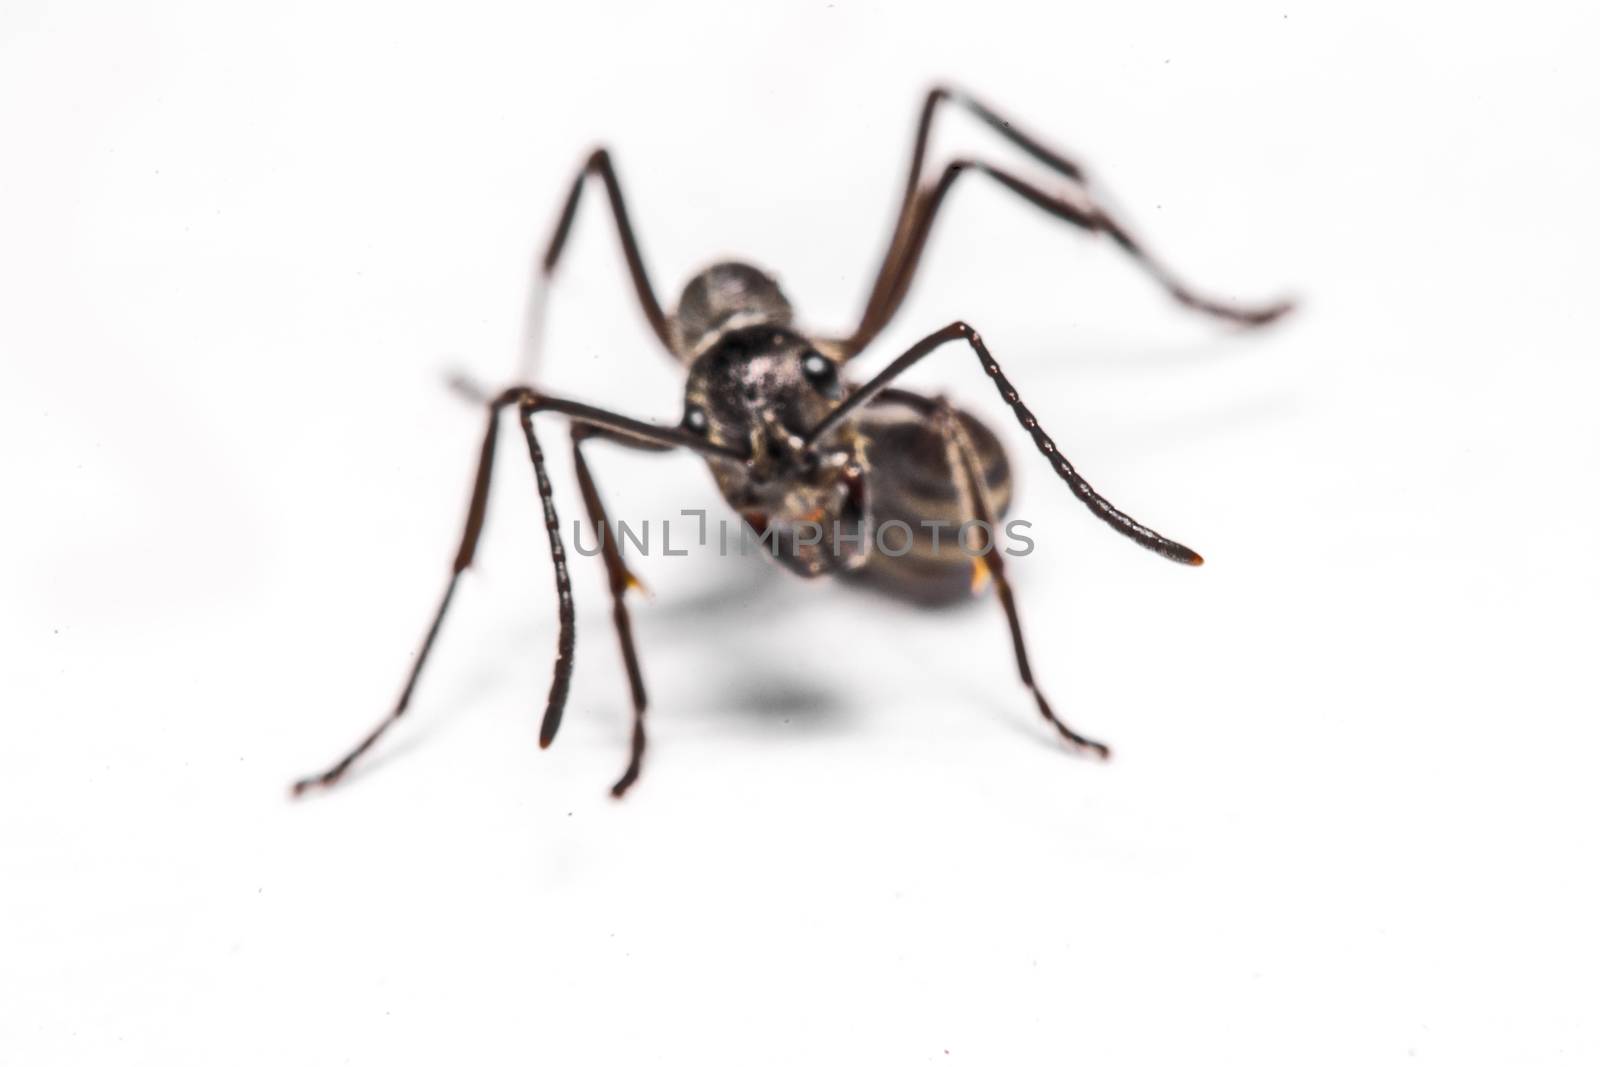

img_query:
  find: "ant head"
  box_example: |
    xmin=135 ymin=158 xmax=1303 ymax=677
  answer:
xmin=681 ymin=325 xmax=843 ymax=462
xmin=681 ymin=325 xmax=870 ymax=578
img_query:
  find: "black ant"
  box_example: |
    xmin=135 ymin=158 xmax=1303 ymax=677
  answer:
xmin=292 ymin=86 xmax=1291 ymax=799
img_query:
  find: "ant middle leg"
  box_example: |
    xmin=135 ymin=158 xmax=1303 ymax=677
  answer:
xmin=292 ymin=386 xmax=724 ymax=797
xmin=291 ymin=395 xmax=528 ymax=795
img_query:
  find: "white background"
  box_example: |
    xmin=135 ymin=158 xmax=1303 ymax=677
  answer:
xmin=3 ymin=1 xmax=1597 ymax=1063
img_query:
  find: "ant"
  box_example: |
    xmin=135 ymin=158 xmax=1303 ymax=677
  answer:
xmin=292 ymin=86 xmax=1291 ymax=800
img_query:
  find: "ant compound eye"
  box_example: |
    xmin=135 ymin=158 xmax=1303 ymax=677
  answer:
xmin=800 ymin=351 xmax=838 ymax=393
xmin=683 ymin=405 xmax=710 ymax=435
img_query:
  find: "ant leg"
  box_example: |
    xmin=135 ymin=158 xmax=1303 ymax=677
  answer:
xmin=570 ymin=424 xmax=672 ymax=797
xmin=844 ymin=87 xmax=1291 ymax=353
xmin=507 ymin=387 xmax=736 ymax=746
xmin=853 ymin=160 xmax=1293 ymax=352
xmin=901 ymin=86 xmax=1093 ymax=202
xmin=932 ymin=399 xmax=1109 ymax=758
xmin=508 ymin=388 xmax=741 ymax=747
xmin=851 ymin=86 xmax=1092 ymax=350
xmin=521 ymin=149 xmax=674 ymax=377
xmin=293 ymin=384 xmax=733 ymax=795
xmin=806 ymin=321 xmax=1204 ymax=566
xmin=291 ymin=399 xmax=514 ymax=796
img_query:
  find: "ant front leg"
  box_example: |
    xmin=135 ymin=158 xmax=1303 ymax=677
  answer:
xmin=931 ymin=399 xmax=1110 ymax=758
xmin=570 ymin=424 xmax=673 ymax=797
xmin=449 ymin=380 xmax=670 ymax=789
